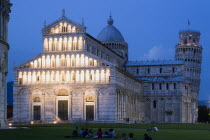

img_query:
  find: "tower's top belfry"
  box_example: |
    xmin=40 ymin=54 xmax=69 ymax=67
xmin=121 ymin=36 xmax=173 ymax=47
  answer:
xmin=178 ymin=30 xmax=201 ymax=47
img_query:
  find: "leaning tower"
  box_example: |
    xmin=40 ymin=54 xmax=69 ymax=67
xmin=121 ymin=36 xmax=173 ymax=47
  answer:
xmin=0 ymin=0 xmax=12 ymax=128
xmin=175 ymin=30 xmax=202 ymax=122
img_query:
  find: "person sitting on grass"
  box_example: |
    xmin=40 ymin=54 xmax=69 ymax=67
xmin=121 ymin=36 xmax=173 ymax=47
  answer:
xmin=72 ymin=127 xmax=79 ymax=137
xmin=111 ymin=129 xmax=117 ymax=138
xmin=89 ymin=129 xmax=93 ymax=137
xmin=80 ymin=128 xmax=84 ymax=136
xmin=153 ymin=126 xmax=158 ymax=132
xmin=94 ymin=128 xmax=103 ymax=139
xmin=119 ymin=133 xmax=126 ymax=140
xmin=108 ymin=128 xmax=117 ymax=138
xmin=147 ymin=128 xmax=152 ymax=132
xmin=127 ymin=133 xmax=134 ymax=140
xmin=83 ymin=128 xmax=90 ymax=138
xmin=108 ymin=129 xmax=113 ymax=138
xmin=102 ymin=130 xmax=109 ymax=138
xmin=144 ymin=134 xmax=152 ymax=140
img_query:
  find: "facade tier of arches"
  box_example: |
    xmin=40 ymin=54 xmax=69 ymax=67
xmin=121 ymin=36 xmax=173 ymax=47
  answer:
xmin=22 ymin=54 xmax=110 ymax=69
xmin=17 ymin=68 xmax=110 ymax=85
xmin=44 ymin=36 xmax=84 ymax=52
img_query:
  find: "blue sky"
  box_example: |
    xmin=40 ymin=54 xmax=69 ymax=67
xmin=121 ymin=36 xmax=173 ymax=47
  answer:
xmin=8 ymin=0 xmax=210 ymax=100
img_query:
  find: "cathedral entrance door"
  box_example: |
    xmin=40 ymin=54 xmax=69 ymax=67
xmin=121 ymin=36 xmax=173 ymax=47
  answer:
xmin=86 ymin=105 xmax=94 ymax=121
xmin=58 ymin=100 xmax=68 ymax=121
xmin=33 ymin=106 xmax=41 ymax=120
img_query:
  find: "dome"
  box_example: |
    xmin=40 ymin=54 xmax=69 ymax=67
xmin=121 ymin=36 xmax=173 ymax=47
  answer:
xmin=97 ymin=16 xmax=125 ymax=43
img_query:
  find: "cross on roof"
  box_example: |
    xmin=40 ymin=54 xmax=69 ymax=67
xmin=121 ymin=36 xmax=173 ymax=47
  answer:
xmin=62 ymin=9 xmax=65 ymax=17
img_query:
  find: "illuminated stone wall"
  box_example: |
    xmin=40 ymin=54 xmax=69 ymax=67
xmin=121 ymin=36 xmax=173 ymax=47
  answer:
xmin=13 ymin=13 xmax=141 ymax=123
xmin=0 ymin=0 xmax=12 ymax=128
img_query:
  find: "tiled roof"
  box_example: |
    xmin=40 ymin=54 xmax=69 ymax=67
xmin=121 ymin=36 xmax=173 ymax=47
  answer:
xmin=137 ymin=76 xmax=190 ymax=83
xmin=125 ymin=60 xmax=184 ymax=66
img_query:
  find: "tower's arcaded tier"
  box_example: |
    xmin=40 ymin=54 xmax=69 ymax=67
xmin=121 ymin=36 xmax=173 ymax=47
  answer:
xmin=175 ymin=31 xmax=202 ymax=98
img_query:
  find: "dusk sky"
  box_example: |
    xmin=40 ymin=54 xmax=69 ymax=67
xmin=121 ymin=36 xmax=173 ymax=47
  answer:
xmin=8 ymin=0 xmax=210 ymax=100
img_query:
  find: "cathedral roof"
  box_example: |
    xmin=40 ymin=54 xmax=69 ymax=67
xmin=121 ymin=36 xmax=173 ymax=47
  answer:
xmin=125 ymin=60 xmax=184 ymax=66
xmin=138 ymin=76 xmax=190 ymax=83
xmin=42 ymin=10 xmax=86 ymax=34
xmin=97 ymin=16 xmax=125 ymax=43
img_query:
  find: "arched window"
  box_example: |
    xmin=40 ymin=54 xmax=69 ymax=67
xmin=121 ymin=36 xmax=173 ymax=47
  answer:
xmin=51 ymin=28 xmax=55 ymax=33
xmin=55 ymin=25 xmax=59 ymax=33
xmin=47 ymin=30 xmax=51 ymax=34
xmin=90 ymin=74 xmax=93 ymax=80
xmin=62 ymin=42 xmax=65 ymax=51
xmin=152 ymin=83 xmax=155 ymax=90
xmin=52 ymin=73 xmax=56 ymax=81
xmin=19 ymin=78 xmax=22 ymax=85
xmin=159 ymin=83 xmax=162 ymax=90
xmin=184 ymin=39 xmax=187 ymax=44
xmin=90 ymin=60 xmax=93 ymax=66
xmin=62 ymin=73 xmax=65 ymax=81
xmin=172 ymin=67 xmax=175 ymax=73
xmin=72 ymin=73 xmax=76 ymax=81
xmin=71 ymin=59 xmax=75 ymax=66
xmin=147 ymin=68 xmax=150 ymax=74
xmin=153 ymin=100 xmax=157 ymax=108
xmin=61 ymin=59 xmax=66 ymax=67
xmin=38 ymin=61 xmax=40 ymax=68
xmin=97 ymin=61 xmax=101 ymax=66
xmin=159 ymin=68 xmax=162 ymax=73
xmin=52 ymin=42 xmax=55 ymax=51
xmin=166 ymin=83 xmax=169 ymax=90
xmin=173 ymin=83 xmax=176 ymax=89
xmin=52 ymin=60 xmax=55 ymax=67
xmin=37 ymin=76 xmax=40 ymax=82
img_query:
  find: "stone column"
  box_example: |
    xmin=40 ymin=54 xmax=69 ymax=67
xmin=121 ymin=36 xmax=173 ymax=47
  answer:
xmin=95 ymin=91 xmax=99 ymax=120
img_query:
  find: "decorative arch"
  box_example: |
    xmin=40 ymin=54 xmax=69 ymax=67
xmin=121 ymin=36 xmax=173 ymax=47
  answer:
xmin=31 ymin=89 xmax=42 ymax=95
xmin=56 ymin=89 xmax=69 ymax=96
xmin=44 ymin=88 xmax=54 ymax=95
xmin=55 ymin=86 xmax=70 ymax=93
xmin=18 ymin=88 xmax=29 ymax=95
xmin=98 ymin=88 xmax=110 ymax=96
xmin=85 ymin=88 xmax=96 ymax=96
xmin=72 ymin=88 xmax=82 ymax=96
xmin=84 ymin=88 xmax=96 ymax=102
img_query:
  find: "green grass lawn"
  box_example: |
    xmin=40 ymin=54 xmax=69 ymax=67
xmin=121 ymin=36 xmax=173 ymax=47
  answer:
xmin=15 ymin=123 xmax=210 ymax=130
xmin=0 ymin=127 xmax=210 ymax=140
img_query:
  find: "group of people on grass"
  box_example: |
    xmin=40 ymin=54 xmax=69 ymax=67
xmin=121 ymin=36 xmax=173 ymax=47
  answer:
xmin=72 ymin=127 xmax=117 ymax=138
xmin=147 ymin=126 xmax=158 ymax=132
xmin=71 ymin=127 xmax=153 ymax=140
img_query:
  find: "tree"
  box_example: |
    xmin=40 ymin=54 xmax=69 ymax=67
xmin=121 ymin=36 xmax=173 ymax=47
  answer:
xmin=198 ymin=105 xmax=210 ymax=123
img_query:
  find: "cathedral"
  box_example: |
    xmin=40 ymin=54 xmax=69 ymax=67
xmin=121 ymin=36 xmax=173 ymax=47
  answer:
xmin=13 ymin=11 xmax=202 ymax=123
xmin=0 ymin=0 xmax=12 ymax=128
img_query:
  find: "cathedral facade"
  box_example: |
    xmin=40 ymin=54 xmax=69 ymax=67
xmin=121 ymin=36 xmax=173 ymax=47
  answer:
xmin=13 ymin=11 xmax=202 ymax=123
xmin=0 ymin=0 xmax=12 ymax=128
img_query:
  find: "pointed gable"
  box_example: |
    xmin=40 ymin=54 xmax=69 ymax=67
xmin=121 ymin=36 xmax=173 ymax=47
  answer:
xmin=42 ymin=16 xmax=86 ymax=35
